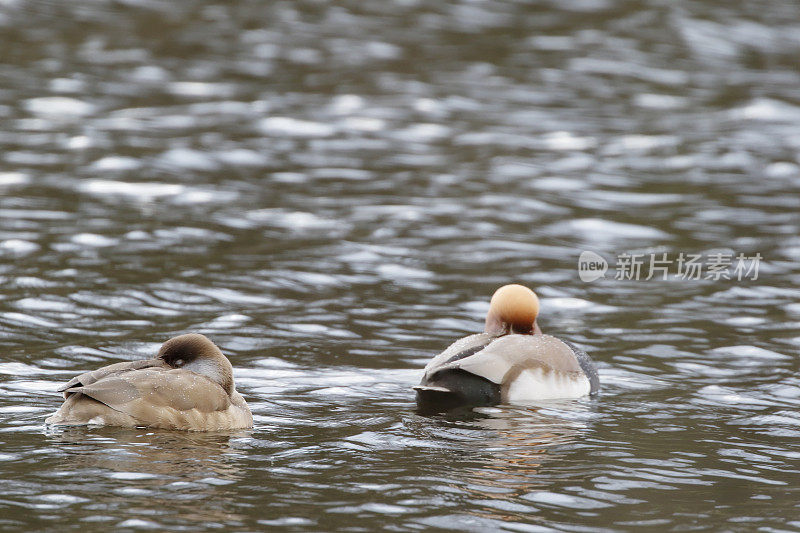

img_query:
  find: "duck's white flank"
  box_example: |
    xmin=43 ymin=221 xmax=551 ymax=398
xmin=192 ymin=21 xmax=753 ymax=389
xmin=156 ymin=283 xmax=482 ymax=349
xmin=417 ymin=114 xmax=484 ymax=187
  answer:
xmin=505 ymin=368 xmax=591 ymax=402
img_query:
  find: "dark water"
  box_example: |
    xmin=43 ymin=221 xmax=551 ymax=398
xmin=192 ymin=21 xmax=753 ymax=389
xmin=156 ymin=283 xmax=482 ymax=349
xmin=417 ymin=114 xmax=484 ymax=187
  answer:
xmin=2 ymin=0 xmax=800 ymax=530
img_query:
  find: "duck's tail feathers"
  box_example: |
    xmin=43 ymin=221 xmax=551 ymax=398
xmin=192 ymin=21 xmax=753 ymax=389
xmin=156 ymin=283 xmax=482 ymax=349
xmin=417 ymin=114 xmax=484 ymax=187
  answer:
xmin=413 ymin=385 xmax=457 ymax=402
xmin=413 ymin=385 xmax=465 ymax=414
xmin=413 ymin=385 xmax=451 ymax=393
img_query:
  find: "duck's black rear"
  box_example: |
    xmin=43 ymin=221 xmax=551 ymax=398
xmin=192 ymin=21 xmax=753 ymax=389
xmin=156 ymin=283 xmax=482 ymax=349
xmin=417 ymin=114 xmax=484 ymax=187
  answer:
xmin=414 ymin=369 xmax=501 ymax=414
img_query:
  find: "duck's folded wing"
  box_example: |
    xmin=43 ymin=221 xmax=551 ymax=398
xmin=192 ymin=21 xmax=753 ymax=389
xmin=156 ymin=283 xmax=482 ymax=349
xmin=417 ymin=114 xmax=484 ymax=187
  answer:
xmin=63 ymin=368 xmax=231 ymax=423
xmin=58 ymin=359 xmax=163 ymax=394
xmin=428 ymin=334 xmax=582 ymax=384
xmin=422 ymin=333 xmax=494 ymax=375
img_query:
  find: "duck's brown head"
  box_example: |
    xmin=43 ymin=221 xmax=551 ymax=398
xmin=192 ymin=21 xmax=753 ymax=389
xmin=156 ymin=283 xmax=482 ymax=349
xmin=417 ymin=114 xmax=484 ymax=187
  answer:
xmin=158 ymin=333 xmax=235 ymax=395
xmin=484 ymin=284 xmax=541 ymax=336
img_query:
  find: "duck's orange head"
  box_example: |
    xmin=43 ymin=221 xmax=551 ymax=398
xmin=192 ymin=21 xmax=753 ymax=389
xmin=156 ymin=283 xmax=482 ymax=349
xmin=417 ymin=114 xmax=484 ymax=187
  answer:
xmin=484 ymin=284 xmax=540 ymax=336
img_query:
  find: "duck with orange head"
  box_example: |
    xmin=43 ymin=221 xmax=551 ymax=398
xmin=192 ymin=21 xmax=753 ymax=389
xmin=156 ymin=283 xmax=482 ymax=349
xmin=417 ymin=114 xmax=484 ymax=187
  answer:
xmin=414 ymin=284 xmax=599 ymax=413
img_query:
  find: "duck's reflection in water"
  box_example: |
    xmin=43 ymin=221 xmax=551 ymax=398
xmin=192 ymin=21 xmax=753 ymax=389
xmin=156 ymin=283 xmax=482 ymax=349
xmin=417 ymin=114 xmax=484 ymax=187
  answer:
xmin=43 ymin=427 xmax=251 ymax=527
xmin=442 ymin=403 xmax=591 ymax=523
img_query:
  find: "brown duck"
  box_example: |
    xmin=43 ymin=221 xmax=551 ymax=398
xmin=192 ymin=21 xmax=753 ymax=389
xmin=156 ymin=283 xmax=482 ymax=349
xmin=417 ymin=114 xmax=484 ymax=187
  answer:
xmin=46 ymin=334 xmax=253 ymax=431
xmin=414 ymin=284 xmax=599 ymax=413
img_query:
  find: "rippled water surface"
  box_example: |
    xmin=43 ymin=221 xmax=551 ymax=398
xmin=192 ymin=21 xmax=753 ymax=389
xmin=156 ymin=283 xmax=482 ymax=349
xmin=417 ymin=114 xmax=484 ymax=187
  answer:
xmin=2 ymin=0 xmax=800 ymax=530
